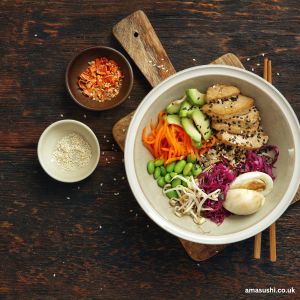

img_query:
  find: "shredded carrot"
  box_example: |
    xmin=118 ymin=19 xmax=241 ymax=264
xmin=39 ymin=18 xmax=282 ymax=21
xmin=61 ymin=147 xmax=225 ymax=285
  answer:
xmin=142 ymin=113 xmax=217 ymax=164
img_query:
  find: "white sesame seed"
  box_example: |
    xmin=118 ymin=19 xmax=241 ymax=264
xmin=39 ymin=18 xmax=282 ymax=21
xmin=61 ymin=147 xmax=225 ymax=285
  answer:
xmin=103 ymin=135 xmax=106 ymax=138
xmin=128 ymin=96 xmax=131 ymax=99
xmin=106 ymin=139 xmax=110 ymax=142
xmin=122 ymin=176 xmax=125 ymax=180
xmin=66 ymin=196 xmax=70 ymax=200
xmin=34 ymin=33 xmax=38 ymax=37
xmin=60 ymin=113 xmax=64 ymax=117
xmin=251 ymin=68 xmax=254 ymax=72
xmin=246 ymin=58 xmax=250 ymax=61
xmin=153 ymin=64 xmax=156 ymax=67
xmin=77 ymin=186 xmax=80 ymax=190
xmin=83 ymin=114 xmax=86 ymax=118
xmin=262 ymin=53 xmax=265 ymax=56
xmin=113 ymin=178 xmax=117 ymax=181
xmin=99 ymin=225 xmax=102 ymax=229
xmin=114 ymin=192 xmax=119 ymax=196
xmin=129 ymin=209 xmax=133 ymax=213
xmin=102 ymin=151 xmax=104 ymax=155
xmin=122 ymin=128 xmax=126 ymax=132
xmin=192 ymin=58 xmax=196 ymax=61
xmin=135 ymin=213 xmax=138 ymax=217
xmin=277 ymin=72 xmax=280 ymax=76
xmin=161 ymin=58 xmax=164 ymax=61
xmin=122 ymin=231 xmax=126 ymax=234
xmin=256 ymin=63 xmax=260 ymax=66
xmin=148 ymin=60 xmax=152 ymax=63
xmin=146 ymin=224 xmax=149 ymax=228
xmin=166 ymin=69 xmax=169 ymax=72
xmin=100 ymin=183 xmax=103 ymax=187
xmin=53 ymin=273 xmax=56 ymax=277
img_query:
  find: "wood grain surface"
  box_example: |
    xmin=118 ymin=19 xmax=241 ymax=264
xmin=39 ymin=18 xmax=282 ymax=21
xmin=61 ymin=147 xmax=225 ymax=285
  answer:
xmin=1 ymin=1 xmax=299 ymax=299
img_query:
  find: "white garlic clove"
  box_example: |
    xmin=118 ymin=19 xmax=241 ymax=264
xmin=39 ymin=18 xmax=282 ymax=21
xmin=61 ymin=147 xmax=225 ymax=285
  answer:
xmin=223 ymin=189 xmax=265 ymax=215
xmin=230 ymin=171 xmax=273 ymax=196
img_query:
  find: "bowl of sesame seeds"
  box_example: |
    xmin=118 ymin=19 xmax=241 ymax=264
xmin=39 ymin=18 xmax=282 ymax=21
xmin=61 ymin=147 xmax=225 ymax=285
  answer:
xmin=66 ymin=46 xmax=133 ymax=111
xmin=38 ymin=120 xmax=100 ymax=182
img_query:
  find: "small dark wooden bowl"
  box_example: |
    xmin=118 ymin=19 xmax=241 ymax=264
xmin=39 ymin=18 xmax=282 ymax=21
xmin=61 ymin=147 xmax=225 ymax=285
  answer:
xmin=66 ymin=46 xmax=133 ymax=111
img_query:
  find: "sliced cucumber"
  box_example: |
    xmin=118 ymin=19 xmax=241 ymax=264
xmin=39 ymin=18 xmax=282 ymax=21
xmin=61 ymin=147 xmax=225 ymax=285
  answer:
xmin=179 ymin=100 xmax=192 ymax=118
xmin=164 ymin=114 xmax=182 ymax=127
xmin=191 ymin=108 xmax=212 ymax=141
xmin=165 ymin=98 xmax=185 ymax=114
xmin=181 ymin=117 xmax=202 ymax=143
xmin=187 ymin=106 xmax=199 ymax=117
xmin=186 ymin=89 xmax=206 ymax=106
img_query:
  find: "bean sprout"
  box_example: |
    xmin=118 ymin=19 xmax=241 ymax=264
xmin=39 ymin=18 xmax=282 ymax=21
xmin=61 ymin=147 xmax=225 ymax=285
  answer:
xmin=163 ymin=175 xmax=221 ymax=225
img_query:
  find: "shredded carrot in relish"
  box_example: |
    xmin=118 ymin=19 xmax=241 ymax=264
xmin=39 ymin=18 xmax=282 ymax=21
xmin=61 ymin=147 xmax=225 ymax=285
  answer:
xmin=142 ymin=112 xmax=217 ymax=164
xmin=78 ymin=57 xmax=124 ymax=102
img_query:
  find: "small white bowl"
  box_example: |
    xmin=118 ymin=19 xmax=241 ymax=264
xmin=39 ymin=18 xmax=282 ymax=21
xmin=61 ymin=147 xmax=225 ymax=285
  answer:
xmin=125 ymin=65 xmax=300 ymax=245
xmin=38 ymin=119 xmax=100 ymax=182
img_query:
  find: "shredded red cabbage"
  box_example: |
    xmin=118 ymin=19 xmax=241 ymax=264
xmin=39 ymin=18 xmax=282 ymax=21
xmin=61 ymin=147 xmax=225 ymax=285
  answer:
xmin=236 ymin=145 xmax=279 ymax=179
xmin=198 ymin=163 xmax=236 ymax=224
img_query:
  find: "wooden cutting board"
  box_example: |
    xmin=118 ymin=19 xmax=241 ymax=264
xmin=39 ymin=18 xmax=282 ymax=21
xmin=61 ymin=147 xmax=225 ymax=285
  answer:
xmin=112 ymin=10 xmax=300 ymax=261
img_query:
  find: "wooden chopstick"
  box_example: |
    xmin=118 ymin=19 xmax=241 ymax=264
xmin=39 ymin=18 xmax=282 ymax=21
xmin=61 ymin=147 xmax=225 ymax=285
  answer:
xmin=253 ymin=58 xmax=277 ymax=261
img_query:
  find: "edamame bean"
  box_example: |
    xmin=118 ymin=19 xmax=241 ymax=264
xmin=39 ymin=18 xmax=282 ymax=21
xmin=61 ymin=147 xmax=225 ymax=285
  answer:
xmin=171 ymin=178 xmax=181 ymax=188
xmin=182 ymin=176 xmax=190 ymax=187
xmin=187 ymin=154 xmax=197 ymax=163
xmin=160 ymin=166 xmax=167 ymax=176
xmin=164 ymin=173 xmax=172 ymax=183
xmin=166 ymin=190 xmax=178 ymax=199
xmin=192 ymin=164 xmax=202 ymax=176
xmin=154 ymin=159 xmax=164 ymax=167
xmin=170 ymin=172 xmax=178 ymax=178
xmin=166 ymin=162 xmax=175 ymax=173
xmin=154 ymin=167 xmax=161 ymax=179
xmin=183 ymin=162 xmax=193 ymax=176
xmin=157 ymin=176 xmax=166 ymax=187
xmin=147 ymin=160 xmax=155 ymax=174
xmin=174 ymin=160 xmax=187 ymax=174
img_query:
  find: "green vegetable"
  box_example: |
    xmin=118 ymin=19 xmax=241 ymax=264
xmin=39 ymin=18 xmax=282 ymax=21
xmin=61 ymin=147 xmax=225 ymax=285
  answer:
xmin=154 ymin=159 xmax=164 ymax=167
xmin=164 ymin=173 xmax=172 ymax=183
xmin=160 ymin=166 xmax=167 ymax=176
xmin=166 ymin=162 xmax=176 ymax=173
xmin=183 ymin=162 xmax=193 ymax=176
xmin=147 ymin=160 xmax=155 ymax=174
xmin=157 ymin=176 xmax=166 ymax=187
xmin=192 ymin=164 xmax=203 ymax=176
xmin=166 ymin=190 xmax=178 ymax=199
xmin=187 ymin=154 xmax=197 ymax=163
xmin=170 ymin=172 xmax=178 ymax=178
xmin=164 ymin=114 xmax=182 ymax=127
xmin=192 ymin=140 xmax=201 ymax=149
xmin=187 ymin=106 xmax=199 ymax=117
xmin=174 ymin=160 xmax=187 ymax=173
xmin=181 ymin=117 xmax=202 ymax=143
xmin=182 ymin=176 xmax=190 ymax=187
xmin=179 ymin=100 xmax=192 ymax=118
xmin=191 ymin=108 xmax=212 ymax=141
xmin=171 ymin=178 xmax=181 ymax=188
xmin=186 ymin=88 xmax=206 ymax=106
xmin=166 ymin=99 xmax=184 ymax=114
xmin=154 ymin=167 xmax=161 ymax=179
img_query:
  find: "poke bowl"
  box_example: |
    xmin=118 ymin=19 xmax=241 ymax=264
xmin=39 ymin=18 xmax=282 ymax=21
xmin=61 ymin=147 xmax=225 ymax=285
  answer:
xmin=125 ymin=65 xmax=300 ymax=245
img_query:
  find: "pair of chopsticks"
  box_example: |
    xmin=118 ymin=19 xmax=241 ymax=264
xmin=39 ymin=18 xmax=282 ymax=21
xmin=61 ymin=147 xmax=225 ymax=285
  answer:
xmin=253 ymin=58 xmax=276 ymax=262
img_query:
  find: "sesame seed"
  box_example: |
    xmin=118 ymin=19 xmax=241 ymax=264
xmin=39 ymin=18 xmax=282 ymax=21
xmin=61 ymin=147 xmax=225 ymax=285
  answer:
xmin=34 ymin=33 xmax=38 ymax=37
xmin=246 ymin=58 xmax=250 ymax=61
xmin=83 ymin=114 xmax=87 ymax=118
xmin=192 ymin=58 xmax=196 ymax=61
xmin=114 ymin=192 xmax=119 ymax=196
xmin=60 ymin=113 xmax=64 ymax=117
xmin=256 ymin=63 xmax=260 ymax=66
xmin=277 ymin=72 xmax=280 ymax=76
xmin=251 ymin=68 xmax=254 ymax=72
xmin=66 ymin=196 xmax=70 ymax=200
xmin=262 ymin=53 xmax=265 ymax=56
xmin=100 ymin=183 xmax=103 ymax=187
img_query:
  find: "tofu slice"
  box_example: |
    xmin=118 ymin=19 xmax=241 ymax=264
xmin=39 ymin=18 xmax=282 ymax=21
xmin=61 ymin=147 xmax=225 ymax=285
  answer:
xmin=206 ymin=84 xmax=240 ymax=103
xmin=212 ymin=120 xmax=259 ymax=136
xmin=216 ymin=130 xmax=268 ymax=150
xmin=202 ymin=95 xmax=254 ymax=118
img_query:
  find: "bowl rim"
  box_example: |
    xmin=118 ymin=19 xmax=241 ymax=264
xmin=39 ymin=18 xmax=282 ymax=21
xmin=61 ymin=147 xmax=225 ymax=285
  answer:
xmin=37 ymin=119 xmax=100 ymax=183
xmin=125 ymin=64 xmax=300 ymax=244
xmin=65 ymin=46 xmax=134 ymax=111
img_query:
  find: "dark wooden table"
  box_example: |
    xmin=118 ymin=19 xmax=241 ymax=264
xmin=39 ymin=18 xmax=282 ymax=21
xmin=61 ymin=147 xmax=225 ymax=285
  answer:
xmin=1 ymin=1 xmax=299 ymax=299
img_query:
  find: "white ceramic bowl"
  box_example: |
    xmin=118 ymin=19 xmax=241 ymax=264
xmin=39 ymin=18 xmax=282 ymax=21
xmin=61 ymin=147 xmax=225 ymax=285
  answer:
xmin=125 ymin=65 xmax=300 ymax=245
xmin=38 ymin=119 xmax=100 ymax=182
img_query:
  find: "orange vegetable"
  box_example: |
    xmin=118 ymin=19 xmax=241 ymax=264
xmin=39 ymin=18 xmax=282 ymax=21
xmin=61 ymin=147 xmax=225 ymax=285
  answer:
xmin=142 ymin=112 xmax=217 ymax=164
xmin=78 ymin=57 xmax=124 ymax=102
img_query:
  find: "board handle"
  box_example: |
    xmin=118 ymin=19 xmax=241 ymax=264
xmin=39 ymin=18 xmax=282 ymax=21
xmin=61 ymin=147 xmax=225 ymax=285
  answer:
xmin=113 ymin=10 xmax=176 ymax=87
